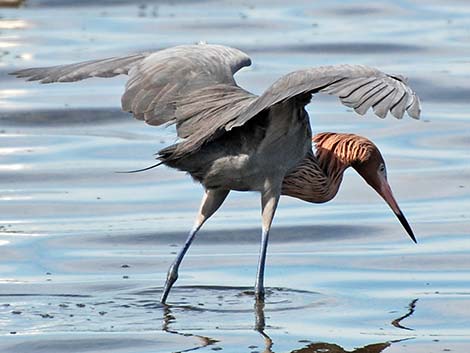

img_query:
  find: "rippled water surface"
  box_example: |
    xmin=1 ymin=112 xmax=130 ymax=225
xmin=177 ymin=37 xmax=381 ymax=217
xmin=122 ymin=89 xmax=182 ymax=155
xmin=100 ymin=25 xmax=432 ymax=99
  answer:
xmin=1 ymin=1 xmax=470 ymax=352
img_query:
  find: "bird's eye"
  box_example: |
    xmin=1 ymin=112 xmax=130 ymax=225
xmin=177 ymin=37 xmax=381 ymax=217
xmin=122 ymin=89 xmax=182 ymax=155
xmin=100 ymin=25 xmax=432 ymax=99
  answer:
xmin=379 ymin=163 xmax=386 ymax=175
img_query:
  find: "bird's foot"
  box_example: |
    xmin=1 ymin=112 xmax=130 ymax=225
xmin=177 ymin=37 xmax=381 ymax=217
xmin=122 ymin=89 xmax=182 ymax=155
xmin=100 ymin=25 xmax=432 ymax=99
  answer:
xmin=161 ymin=266 xmax=179 ymax=304
xmin=254 ymin=287 xmax=265 ymax=302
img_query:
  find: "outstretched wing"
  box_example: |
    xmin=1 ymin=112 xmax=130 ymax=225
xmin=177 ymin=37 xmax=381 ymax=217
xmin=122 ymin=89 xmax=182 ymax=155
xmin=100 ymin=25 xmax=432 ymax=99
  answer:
xmin=12 ymin=47 xmax=421 ymax=161
xmin=120 ymin=44 xmax=253 ymax=130
xmin=11 ymin=53 xmax=148 ymax=83
xmin=172 ymin=64 xmax=421 ymax=159
xmin=11 ymin=44 xmax=254 ymax=140
xmin=227 ymin=64 xmax=421 ymax=131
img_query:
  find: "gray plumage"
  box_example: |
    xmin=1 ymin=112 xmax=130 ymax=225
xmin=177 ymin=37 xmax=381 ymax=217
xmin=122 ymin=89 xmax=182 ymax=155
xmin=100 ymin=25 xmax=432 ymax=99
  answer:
xmin=11 ymin=43 xmax=420 ymax=163
xmin=11 ymin=43 xmax=421 ymax=303
xmin=13 ymin=53 xmax=148 ymax=83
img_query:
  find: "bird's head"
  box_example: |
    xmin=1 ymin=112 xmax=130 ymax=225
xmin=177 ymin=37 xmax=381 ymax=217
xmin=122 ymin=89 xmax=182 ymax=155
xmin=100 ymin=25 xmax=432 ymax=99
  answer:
xmin=351 ymin=140 xmax=417 ymax=243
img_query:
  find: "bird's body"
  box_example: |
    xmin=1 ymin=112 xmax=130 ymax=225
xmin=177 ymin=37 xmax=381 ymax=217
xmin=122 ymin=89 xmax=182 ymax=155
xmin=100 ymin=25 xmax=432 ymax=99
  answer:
xmin=11 ymin=43 xmax=421 ymax=303
xmin=163 ymin=97 xmax=311 ymax=192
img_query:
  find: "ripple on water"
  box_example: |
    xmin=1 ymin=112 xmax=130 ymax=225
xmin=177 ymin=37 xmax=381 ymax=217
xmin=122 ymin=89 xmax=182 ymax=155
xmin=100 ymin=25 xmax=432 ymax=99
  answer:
xmin=0 ymin=286 xmax=327 ymax=335
xmin=129 ymin=285 xmax=327 ymax=312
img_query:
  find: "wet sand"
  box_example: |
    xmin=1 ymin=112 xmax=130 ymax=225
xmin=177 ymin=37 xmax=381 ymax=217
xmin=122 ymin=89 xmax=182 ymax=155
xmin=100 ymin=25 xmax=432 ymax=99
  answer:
xmin=1 ymin=0 xmax=470 ymax=352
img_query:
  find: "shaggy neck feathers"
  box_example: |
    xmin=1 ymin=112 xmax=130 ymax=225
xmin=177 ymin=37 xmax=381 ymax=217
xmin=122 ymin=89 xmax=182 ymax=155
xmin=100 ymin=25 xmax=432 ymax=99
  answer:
xmin=281 ymin=132 xmax=375 ymax=203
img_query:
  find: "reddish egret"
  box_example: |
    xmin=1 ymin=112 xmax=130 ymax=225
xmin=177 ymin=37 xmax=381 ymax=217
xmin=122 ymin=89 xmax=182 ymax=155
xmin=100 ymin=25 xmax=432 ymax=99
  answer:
xmin=12 ymin=43 xmax=420 ymax=303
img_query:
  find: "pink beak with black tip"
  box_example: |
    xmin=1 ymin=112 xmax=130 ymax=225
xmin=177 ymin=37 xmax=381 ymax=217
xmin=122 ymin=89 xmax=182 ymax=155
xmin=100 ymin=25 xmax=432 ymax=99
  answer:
xmin=377 ymin=179 xmax=417 ymax=243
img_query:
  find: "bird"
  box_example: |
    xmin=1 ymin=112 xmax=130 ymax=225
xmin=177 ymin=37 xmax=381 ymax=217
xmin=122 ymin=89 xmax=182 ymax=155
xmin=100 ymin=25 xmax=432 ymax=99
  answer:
xmin=11 ymin=43 xmax=421 ymax=303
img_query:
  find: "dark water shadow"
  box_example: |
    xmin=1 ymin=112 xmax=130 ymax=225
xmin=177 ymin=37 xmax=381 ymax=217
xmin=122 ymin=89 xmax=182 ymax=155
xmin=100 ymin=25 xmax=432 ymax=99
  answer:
xmin=0 ymin=108 xmax=129 ymax=126
xmin=0 ymin=293 xmax=91 ymax=298
xmin=330 ymin=6 xmax=387 ymax=16
xmin=80 ymin=224 xmax=382 ymax=246
xmin=242 ymin=42 xmax=425 ymax=55
xmin=5 ymin=337 xmax=162 ymax=353
xmin=408 ymin=78 xmax=470 ymax=103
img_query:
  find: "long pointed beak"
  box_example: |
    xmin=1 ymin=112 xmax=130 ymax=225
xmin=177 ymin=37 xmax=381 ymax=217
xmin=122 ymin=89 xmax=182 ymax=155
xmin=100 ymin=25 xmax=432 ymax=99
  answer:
xmin=378 ymin=180 xmax=417 ymax=243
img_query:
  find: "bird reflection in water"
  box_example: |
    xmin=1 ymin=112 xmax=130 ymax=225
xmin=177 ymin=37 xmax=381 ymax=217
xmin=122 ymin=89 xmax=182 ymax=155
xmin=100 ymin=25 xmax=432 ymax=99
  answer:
xmin=162 ymin=305 xmax=218 ymax=352
xmin=254 ymin=300 xmax=273 ymax=352
xmin=161 ymin=295 xmax=418 ymax=353
xmin=391 ymin=298 xmax=419 ymax=331
xmin=290 ymin=342 xmax=390 ymax=353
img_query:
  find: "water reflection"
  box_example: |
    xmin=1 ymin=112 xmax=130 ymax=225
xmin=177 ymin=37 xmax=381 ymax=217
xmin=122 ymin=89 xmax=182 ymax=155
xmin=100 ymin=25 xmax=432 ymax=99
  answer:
xmin=0 ymin=0 xmax=24 ymax=8
xmin=162 ymin=305 xmax=218 ymax=352
xmin=160 ymin=289 xmax=419 ymax=353
xmin=291 ymin=342 xmax=390 ymax=353
xmin=254 ymin=300 xmax=273 ymax=353
xmin=391 ymin=298 xmax=418 ymax=331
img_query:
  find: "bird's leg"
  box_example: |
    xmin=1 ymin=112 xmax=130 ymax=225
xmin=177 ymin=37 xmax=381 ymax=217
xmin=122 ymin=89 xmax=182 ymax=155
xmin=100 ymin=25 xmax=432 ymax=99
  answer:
xmin=254 ymin=184 xmax=281 ymax=301
xmin=160 ymin=189 xmax=230 ymax=304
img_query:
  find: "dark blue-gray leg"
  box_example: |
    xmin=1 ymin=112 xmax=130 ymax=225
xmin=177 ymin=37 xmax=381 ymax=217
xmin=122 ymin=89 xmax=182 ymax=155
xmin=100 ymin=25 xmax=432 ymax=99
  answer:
xmin=254 ymin=185 xmax=281 ymax=300
xmin=160 ymin=189 xmax=229 ymax=304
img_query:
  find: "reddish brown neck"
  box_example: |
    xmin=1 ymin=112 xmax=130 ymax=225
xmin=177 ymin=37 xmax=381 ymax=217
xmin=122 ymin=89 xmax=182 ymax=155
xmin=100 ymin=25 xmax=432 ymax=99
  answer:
xmin=282 ymin=132 xmax=374 ymax=203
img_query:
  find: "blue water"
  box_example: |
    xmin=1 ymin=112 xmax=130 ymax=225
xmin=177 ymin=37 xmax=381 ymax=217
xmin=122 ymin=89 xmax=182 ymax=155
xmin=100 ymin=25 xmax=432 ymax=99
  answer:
xmin=1 ymin=1 xmax=470 ymax=352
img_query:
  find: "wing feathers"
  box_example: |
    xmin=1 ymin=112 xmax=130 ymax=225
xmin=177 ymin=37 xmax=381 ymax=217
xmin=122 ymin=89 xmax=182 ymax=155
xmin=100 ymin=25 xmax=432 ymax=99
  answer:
xmin=12 ymin=45 xmax=421 ymax=161
xmin=352 ymin=83 xmax=388 ymax=115
xmin=390 ymin=91 xmax=408 ymax=119
xmin=229 ymin=64 xmax=420 ymax=130
xmin=121 ymin=44 xmax=251 ymax=128
xmin=323 ymin=66 xmax=420 ymax=120
xmin=335 ymin=77 xmax=377 ymax=99
xmin=11 ymin=54 xmax=147 ymax=83
xmin=406 ymin=93 xmax=421 ymax=119
xmin=370 ymin=86 xmax=395 ymax=118
xmin=341 ymin=81 xmax=384 ymax=107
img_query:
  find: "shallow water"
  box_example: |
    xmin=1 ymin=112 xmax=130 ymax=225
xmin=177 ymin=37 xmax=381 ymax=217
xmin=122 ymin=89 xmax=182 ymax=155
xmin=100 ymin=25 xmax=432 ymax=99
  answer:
xmin=1 ymin=0 xmax=470 ymax=352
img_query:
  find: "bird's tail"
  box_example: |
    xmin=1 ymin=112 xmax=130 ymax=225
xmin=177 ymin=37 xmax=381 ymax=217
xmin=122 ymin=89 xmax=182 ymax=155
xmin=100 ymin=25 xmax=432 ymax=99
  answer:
xmin=115 ymin=161 xmax=164 ymax=173
xmin=116 ymin=144 xmax=177 ymax=173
